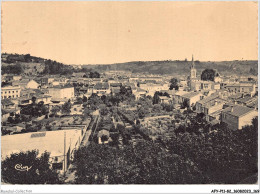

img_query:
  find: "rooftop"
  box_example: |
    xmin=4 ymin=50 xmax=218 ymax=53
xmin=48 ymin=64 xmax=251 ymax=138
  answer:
xmin=181 ymin=91 xmax=201 ymax=99
xmin=222 ymin=105 xmax=255 ymax=117
xmin=1 ymin=99 xmax=15 ymax=106
xmin=94 ymin=83 xmax=109 ymax=90
xmin=1 ymin=129 xmax=82 ymax=159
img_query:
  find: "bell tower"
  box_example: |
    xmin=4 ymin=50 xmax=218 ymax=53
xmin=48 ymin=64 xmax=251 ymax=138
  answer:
xmin=190 ymin=55 xmax=197 ymax=79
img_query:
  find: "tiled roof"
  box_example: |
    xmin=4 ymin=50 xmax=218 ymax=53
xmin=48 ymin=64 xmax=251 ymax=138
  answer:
xmin=94 ymin=83 xmax=109 ymax=90
xmin=237 ymin=96 xmax=257 ymax=104
xmin=246 ymin=99 xmax=258 ymax=109
xmin=197 ymin=93 xmax=219 ymax=105
xmin=1 ymin=98 xmax=15 ymax=106
xmin=136 ymin=88 xmax=147 ymax=93
xmin=110 ymin=83 xmax=122 ymax=87
xmin=222 ymin=105 xmax=255 ymax=117
xmin=181 ymin=91 xmax=201 ymax=99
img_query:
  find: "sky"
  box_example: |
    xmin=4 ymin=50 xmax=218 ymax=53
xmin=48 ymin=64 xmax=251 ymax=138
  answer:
xmin=1 ymin=1 xmax=258 ymax=64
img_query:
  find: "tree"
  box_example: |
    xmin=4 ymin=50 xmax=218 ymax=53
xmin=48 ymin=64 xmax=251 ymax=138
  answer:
xmin=152 ymin=104 xmax=162 ymax=112
xmin=61 ymin=101 xmax=72 ymax=114
xmin=51 ymin=106 xmax=61 ymax=116
xmin=73 ymin=142 xmax=206 ymax=184
xmin=169 ymin=78 xmax=179 ymax=90
xmin=162 ymin=103 xmax=174 ymax=112
xmin=137 ymin=107 xmax=148 ymax=119
xmin=181 ymin=99 xmax=189 ymax=109
xmin=2 ymin=150 xmax=61 ymax=184
xmin=152 ymin=91 xmax=160 ymax=104
xmin=82 ymin=96 xmax=88 ymax=103
xmin=99 ymin=104 xmax=109 ymax=116
xmin=75 ymin=97 xmax=83 ymax=104
xmin=201 ymin=69 xmax=216 ymax=81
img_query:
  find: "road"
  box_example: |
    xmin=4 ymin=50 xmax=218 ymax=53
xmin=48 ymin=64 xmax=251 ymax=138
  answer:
xmin=64 ymin=113 xmax=100 ymax=183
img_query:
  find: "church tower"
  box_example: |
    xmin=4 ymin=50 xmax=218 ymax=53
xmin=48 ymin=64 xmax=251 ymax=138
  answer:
xmin=190 ymin=55 xmax=197 ymax=79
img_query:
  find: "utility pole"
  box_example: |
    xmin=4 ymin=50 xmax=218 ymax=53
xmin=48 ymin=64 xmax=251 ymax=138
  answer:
xmin=64 ymin=131 xmax=66 ymax=177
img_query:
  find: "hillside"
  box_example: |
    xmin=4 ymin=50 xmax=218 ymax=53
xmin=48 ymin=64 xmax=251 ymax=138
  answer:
xmin=83 ymin=60 xmax=258 ymax=77
xmin=2 ymin=53 xmax=258 ymax=77
xmin=1 ymin=53 xmax=73 ymax=75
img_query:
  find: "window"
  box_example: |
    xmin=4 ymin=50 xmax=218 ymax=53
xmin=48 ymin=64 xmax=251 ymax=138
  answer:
xmin=16 ymin=91 xmax=18 ymax=93
xmin=12 ymin=91 xmax=14 ymax=93
xmin=9 ymin=91 xmax=10 ymax=93
xmin=16 ymin=95 xmax=18 ymax=97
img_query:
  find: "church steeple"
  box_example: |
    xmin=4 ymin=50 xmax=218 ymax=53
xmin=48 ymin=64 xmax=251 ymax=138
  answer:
xmin=191 ymin=54 xmax=195 ymax=69
xmin=190 ymin=55 xmax=196 ymax=79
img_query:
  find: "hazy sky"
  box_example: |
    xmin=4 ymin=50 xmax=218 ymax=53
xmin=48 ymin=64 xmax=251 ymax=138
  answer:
xmin=1 ymin=1 xmax=258 ymax=64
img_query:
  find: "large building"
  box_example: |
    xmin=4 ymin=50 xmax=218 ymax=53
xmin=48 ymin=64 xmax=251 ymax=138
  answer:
xmin=221 ymin=105 xmax=257 ymax=130
xmin=1 ymin=86 xmax=21 ymax=99
xmin=1 ymin=129 xmax=87 ymax=174
xmin=48 ymin=86 xmax=75 ymax=100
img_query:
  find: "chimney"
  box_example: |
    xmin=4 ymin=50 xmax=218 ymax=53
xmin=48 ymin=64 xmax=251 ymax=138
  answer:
xmin=230 ymin=106 xmax=234 ymax=112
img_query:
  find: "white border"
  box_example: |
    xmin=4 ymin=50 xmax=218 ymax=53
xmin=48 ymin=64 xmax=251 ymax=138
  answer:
xmin=0 ymin=0 xmax=259 ymax=193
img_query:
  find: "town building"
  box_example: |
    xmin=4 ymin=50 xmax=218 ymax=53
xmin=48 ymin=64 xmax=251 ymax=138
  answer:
xmin=224 ymin=82 xmax=256 ymax=95
xmin=92 ymin=83 xmax=110 ymax=96
xmin=1 ymin=86 xmax=21 ymax=99
xmin=13 ymin=79 xmax=39 ymax=89
xmin=174 ymin=91 xmax=203 ymax=108
xmin=195 ymin=93 xmax=227 ymax=121
xmin=48 ymin=86 xmax=75 ymax=100
xmin=1 ymin=129 xmax=87 ymax=174
xmin=221 ymin=105 xmax=258 ymax=130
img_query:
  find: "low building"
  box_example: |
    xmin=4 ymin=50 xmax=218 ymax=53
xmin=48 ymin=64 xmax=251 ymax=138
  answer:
xmin=97 ymin=129 xmax=111 ymax=144
xmin=133 ymin=88 xmax=147 ymax=100
xmin=1 ymin=129 xmax=86 ymax=174
xmin=224 ymin=82 xmax=256 ymax=95
xmin=174 ymin=91 xmax=203 ymax=108
xmin=195 ymin=94 xmax=227 ymax=121
xmin=12 ymin=79 xmax=39 ymax=89
xmin=158 ymin=96 xmax=172 ymax=104
xmin=92 ymin=83 xmax=110 ymax=96
xmin=221 ymin=105 xmax=258 ymax=130
xmin=139 ymin=82 xmax=169 ymax=96
xmin=1 ymin=99 xmax=20 ymax=122
xmin=1 ymin=98 xmax=15 ymax=109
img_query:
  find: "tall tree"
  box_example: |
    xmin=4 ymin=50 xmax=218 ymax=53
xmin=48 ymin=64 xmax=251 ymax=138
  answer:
xmin=201 ymin=69 xmax=216 ymax=81
xmin=169 ymin=78 xmax=179 ymax=90
xmin=2 ymin=150 xmax=61 ymax=184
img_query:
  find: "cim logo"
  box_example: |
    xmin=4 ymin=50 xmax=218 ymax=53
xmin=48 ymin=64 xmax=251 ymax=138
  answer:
xmin=15 ymin=164 xmax=32 ymax=172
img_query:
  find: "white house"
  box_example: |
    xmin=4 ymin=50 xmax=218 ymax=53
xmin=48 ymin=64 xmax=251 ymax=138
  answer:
xmin=1 ymin=86 xmax=21 ymax=99
xmin=174 ymin=91 xmax=203 ymax=107
xmin=48 ymin=86 xmax=75 ymax=100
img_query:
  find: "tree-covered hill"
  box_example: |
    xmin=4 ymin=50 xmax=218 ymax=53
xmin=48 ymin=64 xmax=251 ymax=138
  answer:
xmin=2 ymin=53 xmax=257 ymax=76
xmin=84 ymin=60 xmax=258 ymax=76
xmin=1 ymin=53 xmax=73 ymax=75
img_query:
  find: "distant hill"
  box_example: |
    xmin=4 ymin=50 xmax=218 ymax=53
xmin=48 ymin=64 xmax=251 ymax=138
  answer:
xmin=83 ymin=60 xmax=258 ymax=77
xmin=1 ymin=53 xmax=73 ymax=76
xmin=2 ymin=53 xmax=258 ymax=77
